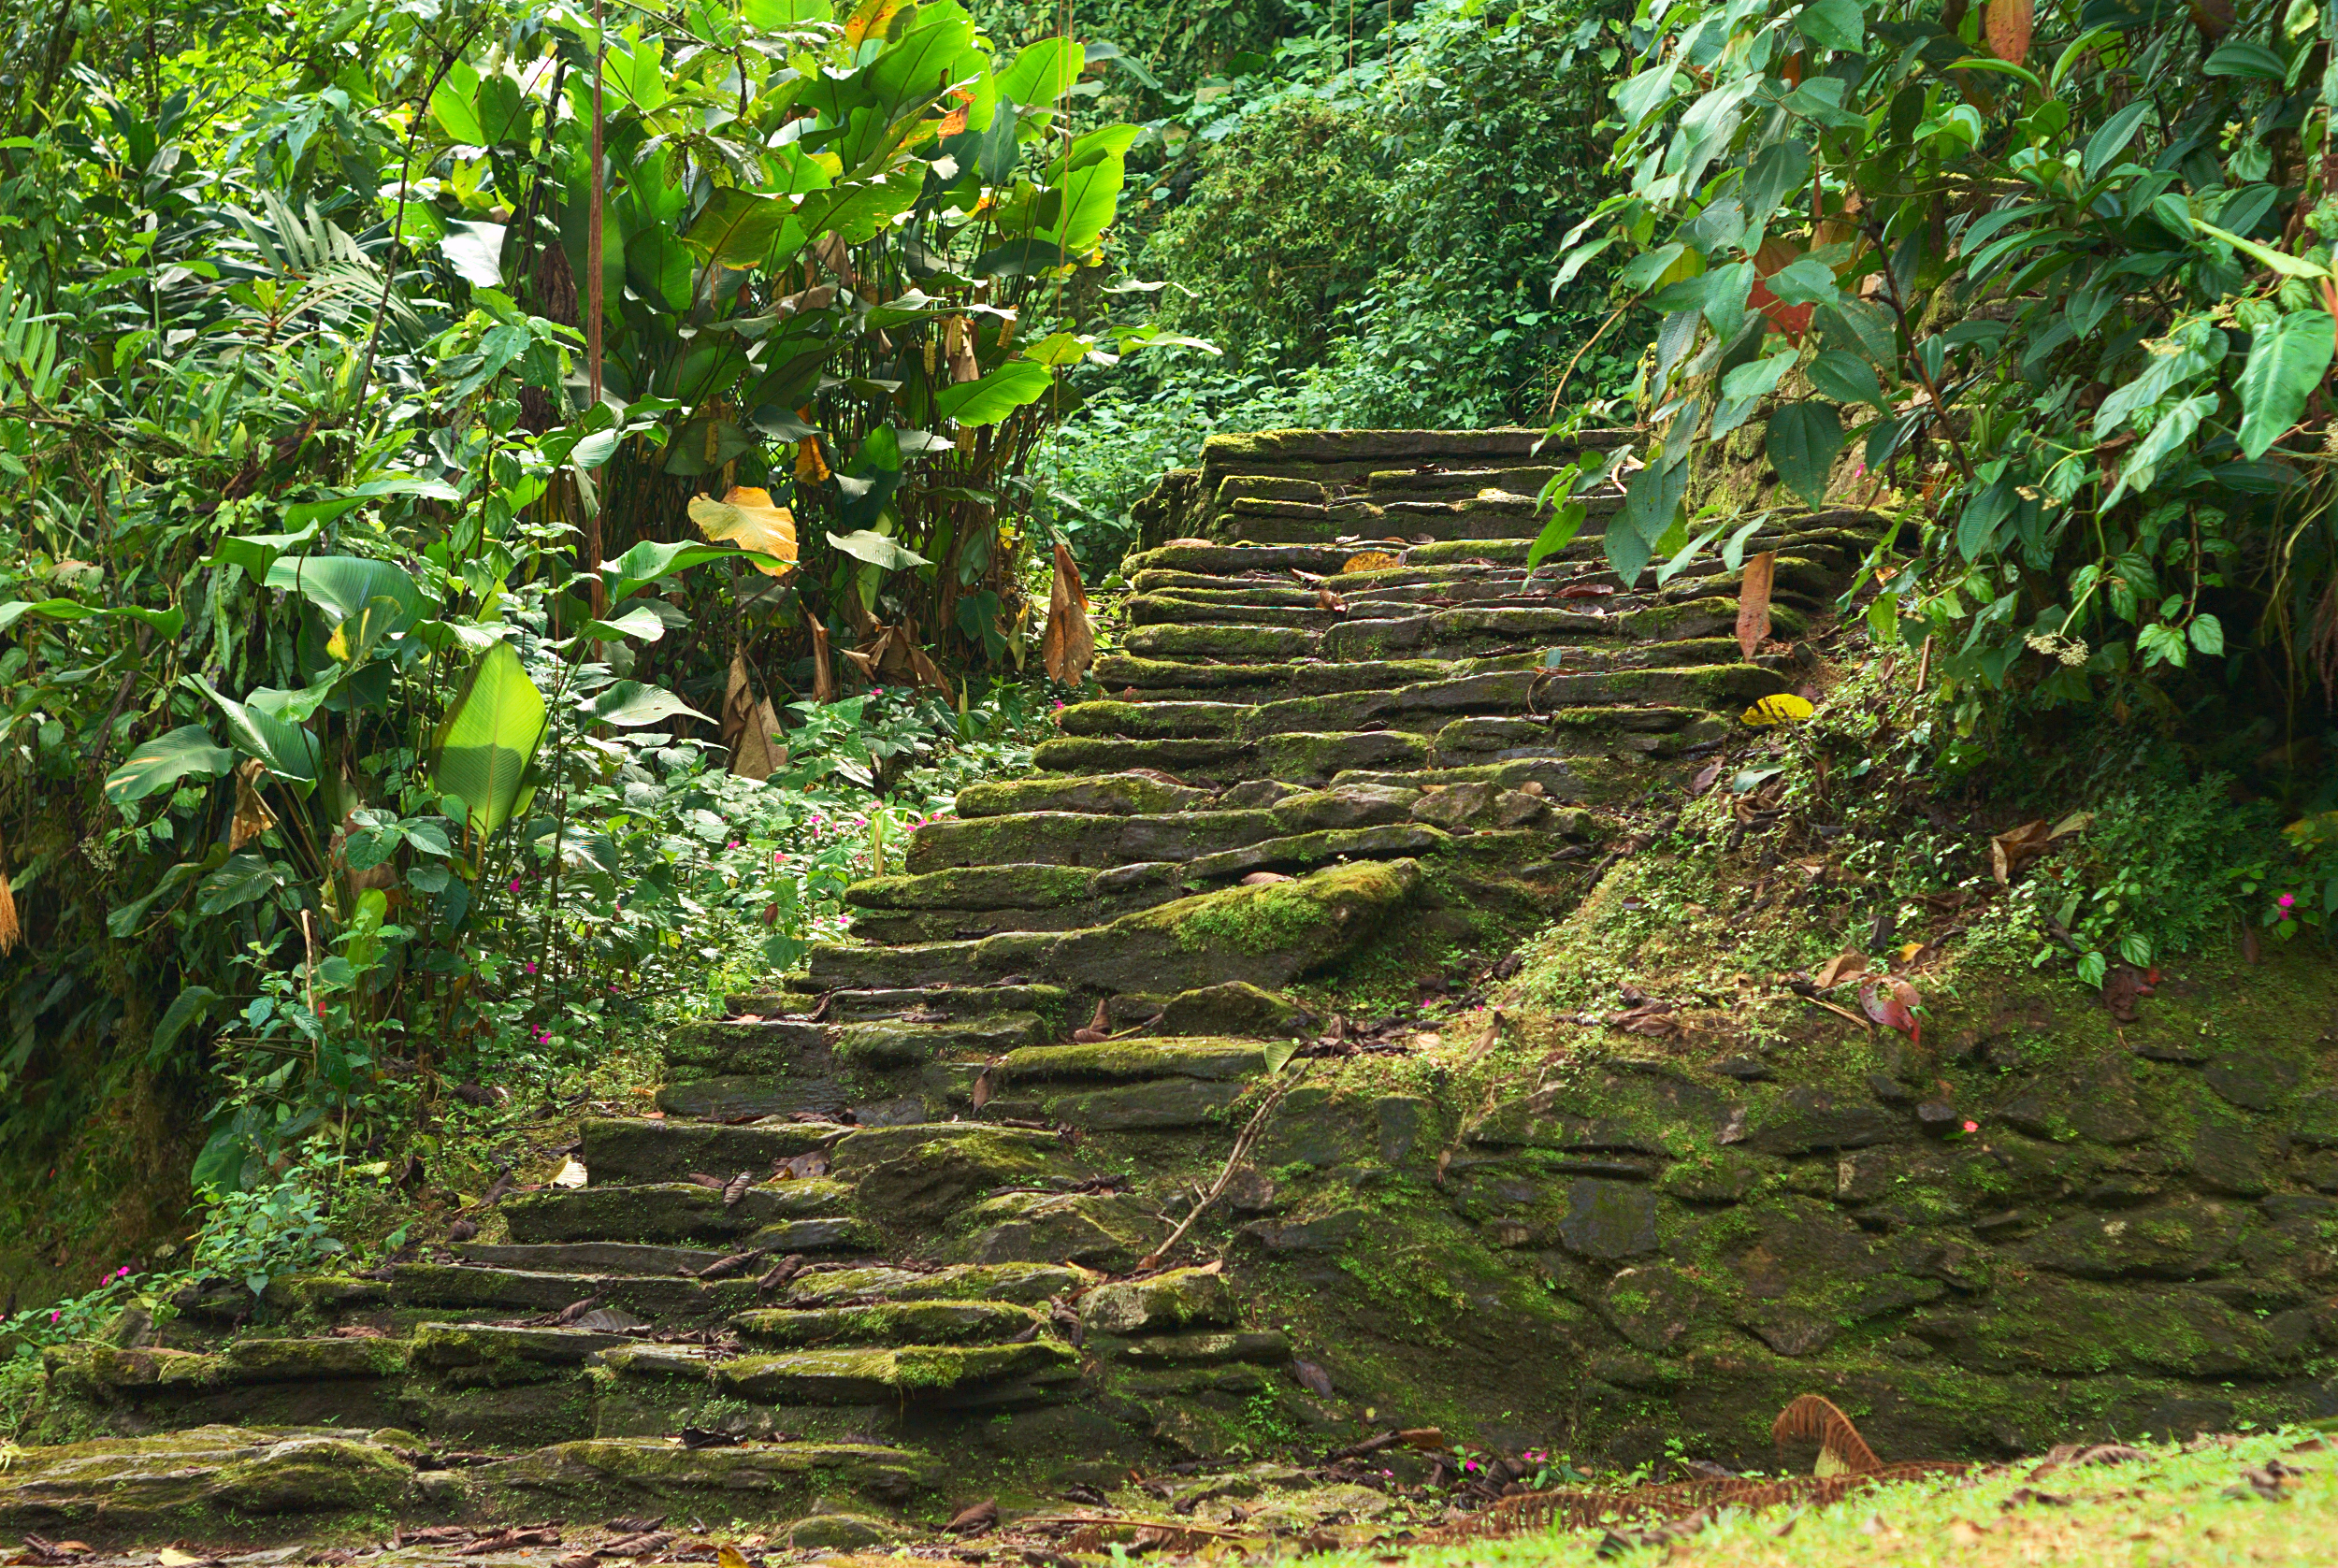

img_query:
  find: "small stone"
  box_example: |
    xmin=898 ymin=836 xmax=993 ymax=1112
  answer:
xmin=1915 ymin=1100 xmax=1962 ymax=1138
xmin=1714 ymin=1056 xmax=1773 ymax=1082
xmin=2189 ymin=1120 xmax=2272 ymax=1197
xmin=785 ymin=1515 xmax=898 ymax=1550
xmin=1556 ymin=1179 xmax=1659 ymax=1259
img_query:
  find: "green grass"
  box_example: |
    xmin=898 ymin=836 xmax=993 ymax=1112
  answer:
xmin=1311 ymin=1427 xmax=2338 ymax=1567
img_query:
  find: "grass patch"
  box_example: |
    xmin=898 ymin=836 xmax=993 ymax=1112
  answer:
xmin=1319 ymin=1426 xmax=2338 ymax=1567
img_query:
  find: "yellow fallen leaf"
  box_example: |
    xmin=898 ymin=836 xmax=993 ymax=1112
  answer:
xmin=1341 ymin=550 xmax=1402 ymax=575
xmin=717 ymin=1546 xmax=752 ymax=1568
xmin=159 ymin=1550 xmax=207 ymax=1566
xmin=688 ymin=486 xmax=798 ymax=577
xmin=1742 ymin=692 xmax=1815 ymax=726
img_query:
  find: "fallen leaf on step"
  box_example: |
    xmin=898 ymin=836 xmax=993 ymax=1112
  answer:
xmin=158 ymin=1552 xmax=209 ymax=1567
xmin=1812 ymin=950 xmax=1867 ymax=989
xmin=552 ymin=1157 xmax=588 ymax=1188
xmin=572 ymin=1306 xmax=648 ymax=1332
xmin=1239 ymin=870 xmax=1293 ymax=885
xmin=1463 ymin=1011 xmax=1505 ymax=1063
xmin=1072 ymin=998 xmax=1111 ymax=1044
xmin=1292 ymin=1359 xmax=1335 ymax=1399
xmin=1553 ymin=582 xmax=1614 ymax=599
xmin=2101 ymin=962 xmax=2157 ymax=1022
xmin=446 ymin=1218 xmax=478 ymax=1243
xmin=754 ymin=1253 xmax=808 ymax=1293
xmin=554 ymin=1295 xmax=604 ymax=1325
xmin=1690 ymin=757 xmax=1724 ymax=796
xmin=717 ymin=1546 xmax=753 ymax=1568
xmin=1317 ymin=586 xmax=1347 ymax=614
xmin=722 ymin=1172 xmax=753 ymax=1207
xmin=679 ymin=1427 xmax=745 ymax=1449
xmin=686 ymin=1172 xmax=729 ymax=1191
xmin=972 ymin=1063 xmax=996 ymax=1110
xmin=1735 ymin=550 xmax=1777 ymax=659
xmin=1859 ymin=976 xmax=1922 ymax=1043
xmin=596 ymin=1532 xmax=673 ymax=1558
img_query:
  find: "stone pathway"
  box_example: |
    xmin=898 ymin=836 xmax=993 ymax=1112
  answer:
xmin=8 ymin=428 xmax=1872 ymax=1543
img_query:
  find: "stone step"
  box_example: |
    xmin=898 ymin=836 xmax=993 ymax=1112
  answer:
xmin=725 ymin=983 xmax=1074 ymax=1024
xmin=1364 ymin=464 xmax=1565 ymax=500
xmin=374 ymin=1260 xmax=766 ymax=1318
xmin=731 ymin=1300 xmax=1046 ymax=1349
xmin=1120 ymin=622 xmax=1321 ymax=663
xmin=580 ymin=1116 xmax=840 ymax=1187
xmin=955 ymin=772 xmax=1218 ymax=818
xmin=504 ymin=1180 xmax=855 ymax=1244
xmin=664 ymin=1018 xmax=833 ymax=1077
xmin=783 ymin=1259 xmax=1094 ymax=1307
xmin=806 ymin=858 xmax=1422 ymax=998
xmin=700 ymin=1340 xmax=1081 ymax=1406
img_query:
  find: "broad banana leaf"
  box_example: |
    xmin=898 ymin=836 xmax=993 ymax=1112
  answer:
xmin=432 ymin=642 xmax=548 ymax=841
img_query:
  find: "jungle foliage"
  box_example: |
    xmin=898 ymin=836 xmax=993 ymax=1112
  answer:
xmin=0 ymin=0 xmax=1149 ymax=1280
xmin=1563 ymin=0 xmax=2338 ymax=752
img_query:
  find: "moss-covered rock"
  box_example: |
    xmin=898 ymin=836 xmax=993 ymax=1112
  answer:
xmin=504 ymin=1179 xmax=853 ymax=1245
xmin=1081 ymin=1268 xmax=1239 ymax=1335
xmin=0 ymin=1427 xmax=417 ymax=1530
xmin=787 ymin=1260 xmax=1095 ymax=1308
xmin=960 ymin=1191 xmax=1159 ymax=1272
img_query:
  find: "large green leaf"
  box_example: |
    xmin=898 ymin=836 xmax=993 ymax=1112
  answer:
xmin=263 ymin=556 xmax=426 ymax=632
xmin=867 ymin=8 xmax=979 ymax=113
xmin=432 ymin=642 xmax=548 ymax=842
xmin=584 ymin=681 xmax=710 ymax=728
xmin=935 ymin=359 xmax=1053 ymax=426
xmin=1767 ymin=401 xmax=1846 ymax=508
xmin=997 ymin=37 xmax=1083 ymax=104
xmin=104 ymin=725 xmax=237 ymax=805
xmin=2235 ymin=310 xmax=2335 ymax=459
xmin=191 ymin=675 xmax=322 ymax=788
xmin=684 ymin=188 xmax=792 ymax=269
xmin=0 ymin=599 xmax=184 ymax=640
xmin=197 ymin=852 xmax=292 ymax=916
xmin=1609 ymin=459 xmax=1687 ymax=584
xmin=600 ymin=539 xmax=775 ymax=604
xmin=825 ymin=529 xmax=933 ymax=570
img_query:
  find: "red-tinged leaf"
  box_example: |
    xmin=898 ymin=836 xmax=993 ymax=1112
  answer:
xmin=1984 ymin=0 xmax=2033 ymax=62
xmin=945 ymin=1501 xmax=999 ymax=1535
xmin=1690 ymin=757 xmax=1725 ymax=797
xmin=1860 ymin=977 xmax=1921 ymax=1043
xmin=1555 ymin=583 xmax=1616 ymax=600
xmin=1751 ymin=237 xmax=1814 ymax=341
xmin=1736 ymin=551 xmax=1777 ymax=659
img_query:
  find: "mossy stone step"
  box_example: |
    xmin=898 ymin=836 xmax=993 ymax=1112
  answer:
xmin=1092 ymin=823 xmax=1454 ymax=897
xmin=468 ymin=1435 xmax=940 ymax=1518
xmin=1124 ymin=594 xmax=1348 ymax=629
xmin=1120 ymin=623 xmax=1324 ymax=663
xmin=727 ymin=983 xmax=1074 ymax=1024
xmin=0 ymin=1425 xmax=420 ymax=1530
xmin=902 ymin=808 xmax=1278 ymax=874
xmin=663 ymin=1017 xmax=835 ymax=1077
xmin=955 ymin=771 xmax=1218 ymax=818
xmin=378 ymin=1261 xmax=763 ymax=1317
xmin=455 ymin=1241 xmax=735 ymax=1275
xmin=411 ymin=1321 xmax=639 ymax=1370
xmin=997 ymin=1038 xmax=1268 ymax=1083
xmin=784 ymin=1259 xmax=1094 ymax=1307
xmin=652 ymin=1071 xmax=854 ymax=1121
xmin=1093 ymin=652 xmax=1450 ymax=697
xmin=731 ymin=1300 xmax=1044 ymax=1349
xmin=708 ymin=1340 xmax=1079 ymax=1405
xmin=48 ymin=1336 xmax=408 ymax=1393
xmin=579 ymin=1116 xmax=839 ymax=1186
xmin=813 ymin=858 xmax=1422 ymax=997
xmin=1056 ymin=699 xmax=1258 ymax=740
xmin=1035 ymin=729 xmax=1432 ymax=786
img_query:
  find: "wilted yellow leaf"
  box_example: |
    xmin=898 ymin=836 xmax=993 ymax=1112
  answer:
xmin=1741 ymin=693 xmax=1815 ymax=726
xmin=1341 ymin=550 xmax=1402 ymax=574
xmin=688 ymin=486 xmax=798 ymax=577
xmin=716 ymin=1546 xmax=752 ymax=1568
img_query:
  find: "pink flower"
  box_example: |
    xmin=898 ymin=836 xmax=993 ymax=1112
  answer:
xmin=509 ymin=879 xmax=521 ymax=893
xmin=2277 ymin=893 xmax=2297 ymax=918
xmin=523 ymin=961 xmax=537 ymax=974
xmin=1962 ymin=1119 xmax=1979 ymax=1133
xmin=727 ymin=841 xmax=739 ymax=850
xmin=116 ymin=1266 xmax=131 ymax=1278
xmin=49 ymin=1310 xmax=59 ymax=1324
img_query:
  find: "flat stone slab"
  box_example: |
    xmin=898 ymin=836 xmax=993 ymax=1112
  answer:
xmin=731 ymin=1300 xmax=1044 ymax=1349
xmin=786 ymin=1260 xmax=1094 ymax=1308
xmin=711 ymin=1341 xmax=1077 ymax=1403
xmin=504 ymin=1180 xmax=853 ymax=1244
xmin=0 ymin=1426 xmax=414 ymax=1528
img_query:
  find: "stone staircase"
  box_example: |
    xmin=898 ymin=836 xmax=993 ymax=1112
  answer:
xmin=15 ymin=428 xmax=1876 ymax=1539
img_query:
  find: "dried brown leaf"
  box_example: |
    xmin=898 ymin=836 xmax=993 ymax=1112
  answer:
xmin=1736 ymin=550 xmax=1777 ymax=659
xmin=1984 ymin=0 xmax=2034 ymax=62
xmin=1042 ymin=541 xmax=1095 ymax=684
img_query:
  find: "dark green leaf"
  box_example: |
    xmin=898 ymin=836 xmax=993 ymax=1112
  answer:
xmin=1766 ymin=401 xmax=1845 ymax=509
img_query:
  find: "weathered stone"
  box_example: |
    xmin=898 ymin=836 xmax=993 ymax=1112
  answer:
xmin=1269 ymin=784 xmax=1422 ymax=833
xmin=713 ymin=1341 xmax=1077 ymax=1403
xmin=1739 ymin=1086 xmax=1904 ymax=1154
xmin=1408 ymin=782 xmax=1549 ymax=832
xmin=1112 ymin=1330 xmax=1292 ymax=1366
xmin=2205 ymin=1050 xmax=2303 ymax=1112
xmin=731 ymin=1301 xmax=1043 ymax=1349
xmin=580 ymin=1117 xmax=836 ymax=1187
xmin=0 ymin=1428 xmax=415 ymax=1527
xmin=504 ymin=1180 xmax=851 ymax=1244
xmin=1556 ymin=1180 xmax=1659 ymax=1259
xmin=2019 ymin=1197 xmax=2245 ymax=1278
xmin=2290 ymin=1090 xmax=2338 ymax=1147
xmin=835 ymin=1126 xmax=1068 ymax=1227
xmin=1238 ymin=1209 xmax=1369 ymax=1255
xmin=786 ymin=1514 xmax=899 ymax=1549
xmin=2189 ymin=1118 xmax=2274 ymax=1196
xmin=1158 ymin=982 xmax=1314 ymax=1038
xmin=962 ymin=1191 xmax=1159 ymax=1272
xmin=787 ymin=1261 xmax=1094 ymax=1308
xmin=1657 ymin=1149 xmax=1770 ymax=1204
xmin=1081 ymin=1268 xmax=1239 ymax=1334
xmin=955 ymin=772 xmax=1219 ymax=818
xmin=1599 ymin=1265 xmax=1709 ymax=1353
